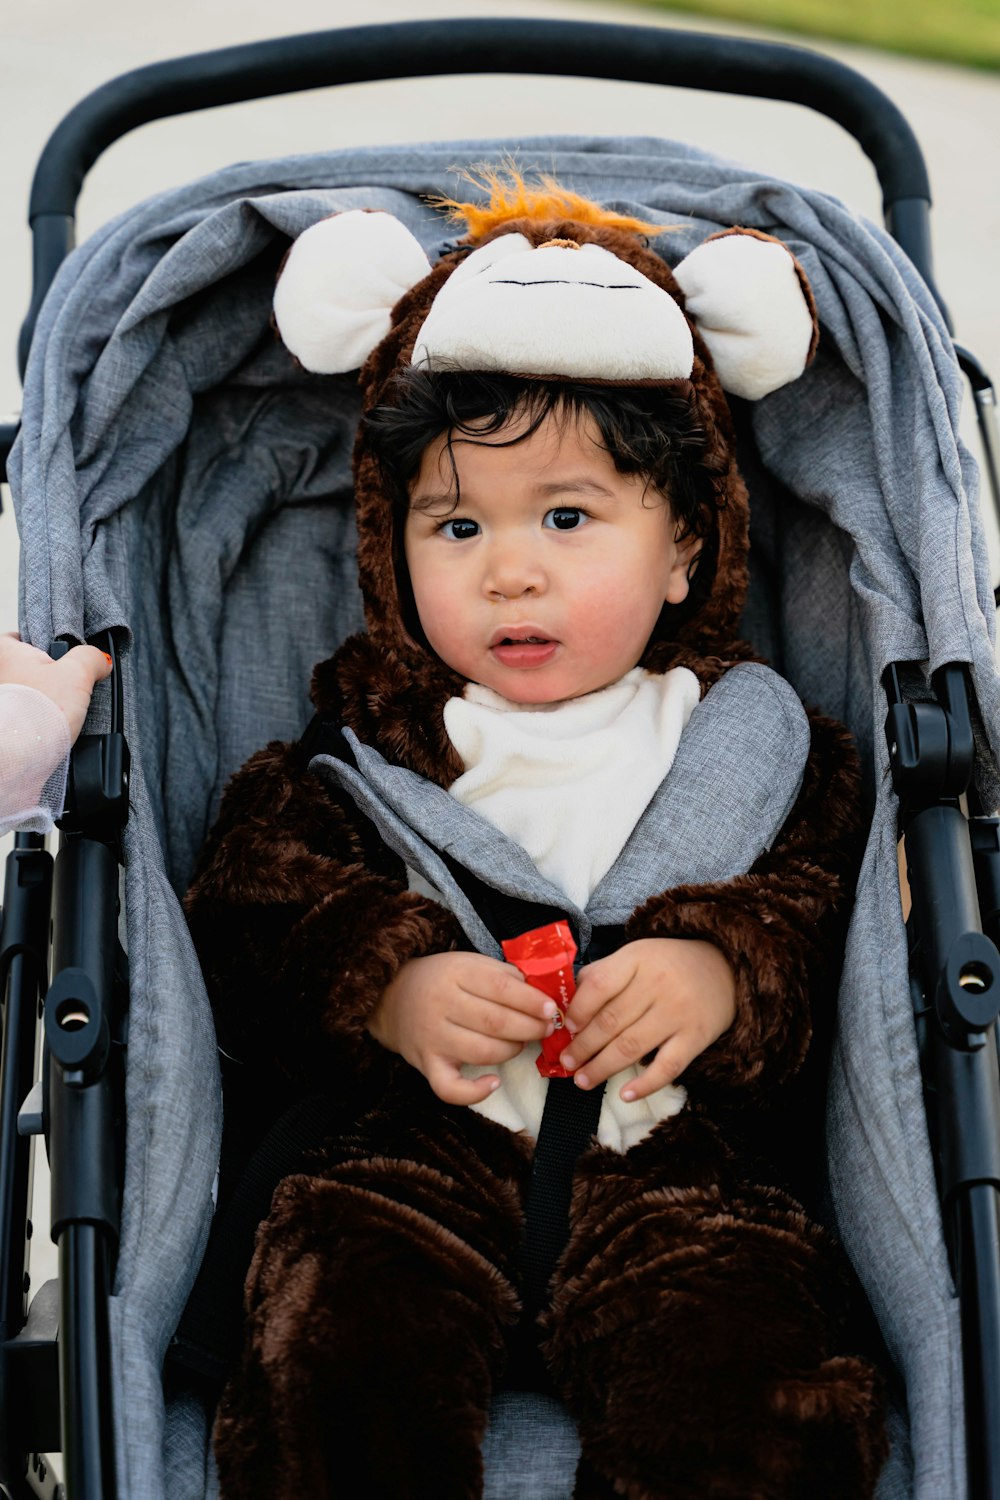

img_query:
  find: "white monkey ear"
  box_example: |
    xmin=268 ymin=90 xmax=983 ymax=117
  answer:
xmin=672 ymin=231 xmax=818 ymax=401
xmin=273 ymin=210 xmax=433 ymax=374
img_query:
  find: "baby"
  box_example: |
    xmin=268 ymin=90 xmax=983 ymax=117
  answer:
xmin=186 ymin=178 xmax=887 ymax=1498
xmin=370 ymin=378 xmax=735 ymax=1135
xmin=0 ymin=633 xmax=111 ymax=835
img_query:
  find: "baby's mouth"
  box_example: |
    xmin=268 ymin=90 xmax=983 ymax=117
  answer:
xmin=488 ymin=632 xmax=560 ymax=668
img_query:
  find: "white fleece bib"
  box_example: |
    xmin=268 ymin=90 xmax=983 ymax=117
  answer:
xmin=442 ymin=666 xmax=700 ymax=1152
xmin=445 ymin=667 xmax=701 ymax=909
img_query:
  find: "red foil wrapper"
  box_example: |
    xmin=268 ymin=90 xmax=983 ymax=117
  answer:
xmin=502 ymin=921 xmax=578 ymax=1079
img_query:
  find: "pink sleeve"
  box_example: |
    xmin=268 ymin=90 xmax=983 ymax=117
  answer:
xmin=0 ymin=684 xmax=72 ymax=835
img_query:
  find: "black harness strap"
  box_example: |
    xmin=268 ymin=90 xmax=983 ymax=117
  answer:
xmin=522 ymin=1081 xmax=605 ymax=1316
xmin=170 ymin=714 xmax=623 ymax=1388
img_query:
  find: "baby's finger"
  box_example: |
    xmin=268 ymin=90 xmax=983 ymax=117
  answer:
xmin=562 ymin=1007 xmax=661 ymax=1090
xmin=465 ymin=966 xmax=559 ymax=1023
xmin=567 ymin=950 xmax=635 ymax=1030
xmin=451 ymin=996 xmax=551 ymax=1044
xmin=446 ymin=1029 xmax=524 ymax=1067
xmin=426 ymin=1057 xmax=500 ymax=1107
xmin=619 ymin=1039 xmax=689 ymax=1101
xmin=559 ymin=985 xmax=649 ymax=1070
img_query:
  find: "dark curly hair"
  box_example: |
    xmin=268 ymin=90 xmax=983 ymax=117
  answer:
xmin=364 ymin=368 xmax=725 ymax=645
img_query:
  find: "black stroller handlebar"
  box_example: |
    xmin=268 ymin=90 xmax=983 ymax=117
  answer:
xmin=29 ymin=19 xmax=932 ymax=218
xmin=18 ymin=18 xmax=942 ymax=382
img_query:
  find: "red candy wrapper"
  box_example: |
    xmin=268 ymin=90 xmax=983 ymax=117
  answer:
xmin=502 ymin=921 xmax=578 ymax=1079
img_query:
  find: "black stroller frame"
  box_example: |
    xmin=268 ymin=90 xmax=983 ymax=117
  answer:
xmin=1 ymin=18 xmax=1000 ymax=1500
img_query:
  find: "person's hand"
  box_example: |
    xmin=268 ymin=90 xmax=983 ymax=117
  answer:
xmin=557 ymin=937 xmax=736 ymax=1101
xmin=369 ymin=950 xmax=558 ymax=1105
xmin=0 ymin=633 xmax=112 ymax=741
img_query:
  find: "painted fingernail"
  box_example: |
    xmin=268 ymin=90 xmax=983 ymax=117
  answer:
xmin=575 ymin=1072 xmax=590 ymax=1089
xmin=560 ymin=1053 xmax=576 ymax=1071
xmin=103 ymin=653 xmax=113 ymax=667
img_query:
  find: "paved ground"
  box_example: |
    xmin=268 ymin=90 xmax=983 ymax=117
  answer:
xmin=3 ymin=0 xmax=1000 ymax=1423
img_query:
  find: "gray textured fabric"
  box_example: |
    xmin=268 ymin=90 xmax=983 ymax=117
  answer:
xmin=313 ymin=732 xmax=587 ymax=958
xmin=7 ymin=134 xmax=998 ymax=1500
xmin=311 ymin=661 xmax=809 ymax=953
xmin=832 ymin=798 xmax=968 ymax=1494
xmin=877 ymin=1397 xmax=916 ymax=1500
xmin=162 ymin=1384 xmax=579 ymax=1500
xmin=483 ymin=1393 xmax=582 ymax=1499
xmin=112 ymin=755 xmax=221 ymax=1500
xmin=588 ymin=662 xmax=808 ymax=922
xmin=163 ymin=1391 xmax=216 ymax=1500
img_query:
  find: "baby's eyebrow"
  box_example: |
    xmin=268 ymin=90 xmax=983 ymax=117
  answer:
xmin=409 ymin=490 xmax=458 ymax=513
xmin=409 ymin=477 xmax=617 ymax=513
xmin=535 ymin=478 xmax=616 ymax=498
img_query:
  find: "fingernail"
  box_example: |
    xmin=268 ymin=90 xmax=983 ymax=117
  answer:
xmin=565 ymin=1018 xmax=579 ymax=1035
xmin=575 ymin=1072 xmax=590 ymax=1090
xmin=542 ymin=1002 xmax=558 ymax=1020
xmin=489 ymin=1079 xmax=500 ymax=1092
xmin=544 ymin=1021 xmax=556 ymax=1037
xmin=560 ymin=1053 xmax=576 ymax=1071
xmin=621 ymin=1088 xmax=636 ymax=1102
xmin=103 ymin=652 xmax=113 ymax=667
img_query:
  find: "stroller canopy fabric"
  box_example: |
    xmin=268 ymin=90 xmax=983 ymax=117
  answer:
xmin=9 ymin=136 xmax=998 ymax=1500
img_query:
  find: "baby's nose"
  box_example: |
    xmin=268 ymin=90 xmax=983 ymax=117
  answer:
xmin=488 ymin=583 xmax=535 ymax=601
xmin=484 ymin=551 xmax=545 ymax=601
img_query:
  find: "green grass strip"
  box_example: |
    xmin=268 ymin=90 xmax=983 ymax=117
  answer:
xmin=619 ymin=0 xmax=1000 ymax=72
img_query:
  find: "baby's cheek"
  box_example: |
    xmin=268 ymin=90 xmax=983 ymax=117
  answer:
xmin=572 ymin=589 xmax=646 ymax=672
xmin=419 ymin=597 xmax=479 ymax=676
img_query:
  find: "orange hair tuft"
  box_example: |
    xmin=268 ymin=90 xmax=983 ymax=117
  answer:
xmin=428 ymin=162 xmax=671 ymax=242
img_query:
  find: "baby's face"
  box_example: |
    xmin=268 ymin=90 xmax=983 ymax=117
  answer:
xmin=403 ymin=408 xmax=697 ymax=704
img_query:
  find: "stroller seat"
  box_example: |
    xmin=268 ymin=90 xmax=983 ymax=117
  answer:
xmin=4 ymin=22 xmax=1000 ymax=1500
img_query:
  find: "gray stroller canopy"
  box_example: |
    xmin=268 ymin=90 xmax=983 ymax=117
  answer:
xmin=9 ymin=137 xmax=999 ymax=1500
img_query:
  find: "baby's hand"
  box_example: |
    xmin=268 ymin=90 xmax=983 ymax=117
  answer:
xmin=368 ymin=951 xmax=557 ymax=1106
xmin=0 ymin=633 xmax=112 ymax=741
xmin=558 ymin=937 xmax=736 ymax=1101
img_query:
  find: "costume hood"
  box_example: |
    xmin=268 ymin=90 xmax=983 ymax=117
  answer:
xmin=272 ymin=173 xmax=818 ymax=781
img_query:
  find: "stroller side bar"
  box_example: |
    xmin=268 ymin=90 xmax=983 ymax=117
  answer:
xmin=41 ymin=835 xmax=123 ymax=1500
xmin=44 ymin=636 xmax=126 ymax=1500
xmin=0 ymin=836 xmax=54 ymax=1497
xmin=0 ymin=421 xmax=20 ymax=489
xmin=886 ymin=662 xmax=1000 ymax=1500
xmin=0 ymin=637 xmax=128 ymax=1500
xmin=954 ymin=348 xmax=1000 ymax=598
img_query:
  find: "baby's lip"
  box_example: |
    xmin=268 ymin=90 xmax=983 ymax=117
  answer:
xmin=487 ymin=624 xmax=557 ymax=649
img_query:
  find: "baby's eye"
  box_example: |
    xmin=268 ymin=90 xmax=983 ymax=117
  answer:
xmin=542 ymin=507 xmax=588 ymax=531
xmin=438 ymin=518 xmax=480 ymax=540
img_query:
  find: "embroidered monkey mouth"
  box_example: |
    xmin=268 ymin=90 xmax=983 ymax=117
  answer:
xmin=490 ymin=279 xmax=640 ymax=291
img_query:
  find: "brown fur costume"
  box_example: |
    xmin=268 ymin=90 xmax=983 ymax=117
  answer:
xmin=185 ymin=181 xmax=887 ymax=1498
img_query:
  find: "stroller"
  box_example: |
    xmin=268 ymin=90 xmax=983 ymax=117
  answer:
xmin=2 ymin=16 xmax=1000 ymax=1499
